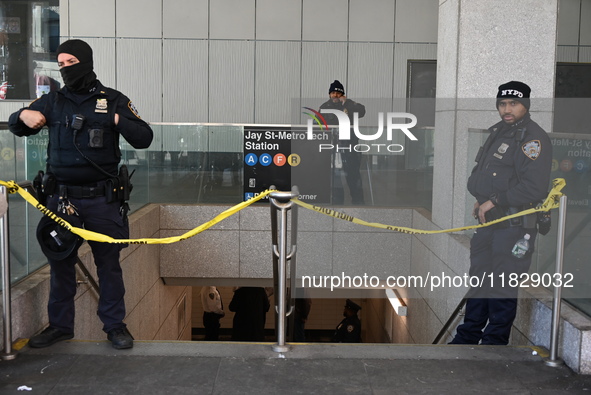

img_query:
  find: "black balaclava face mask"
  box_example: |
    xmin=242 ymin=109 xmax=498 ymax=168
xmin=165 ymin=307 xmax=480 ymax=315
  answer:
xmin=56 ymin=39 xmax=97 ymax=93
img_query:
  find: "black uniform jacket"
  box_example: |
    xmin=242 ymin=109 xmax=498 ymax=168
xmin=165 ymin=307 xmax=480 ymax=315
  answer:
xmin=319 ymin=98 xmax=366 ymax=125
xmin=467 ymin=114 xmax=552 ymax=208
xmin=333 ymin=314 xmax=361 ymax=343
xmin=9 ymin=81 xmax=153 ymax=185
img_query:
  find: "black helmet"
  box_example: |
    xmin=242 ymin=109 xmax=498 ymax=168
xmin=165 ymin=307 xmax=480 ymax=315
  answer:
xmin=36 ymin=216 xmax=81 ymax=260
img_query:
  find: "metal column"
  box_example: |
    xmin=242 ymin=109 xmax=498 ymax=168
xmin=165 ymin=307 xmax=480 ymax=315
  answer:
xmin=1 ymin=186 xmax=17 ymax=360
xmin=544 ymin=195 xmax=568 ymax=367
xmin=270 ymin=188 xmax=298 ymax=352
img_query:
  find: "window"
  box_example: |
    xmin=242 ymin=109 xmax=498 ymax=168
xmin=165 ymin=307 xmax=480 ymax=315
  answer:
xmin=407 ymin=60 xmax=436 ymax=128
xmin=0 ymin=1 xmax=60 ymax=100
xmin=554 ymin=63 xmax=591 ymax=134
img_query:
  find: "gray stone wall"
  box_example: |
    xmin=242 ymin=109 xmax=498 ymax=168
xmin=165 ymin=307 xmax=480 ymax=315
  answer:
xmin=160 ymin=204 xmax=414 ymax=285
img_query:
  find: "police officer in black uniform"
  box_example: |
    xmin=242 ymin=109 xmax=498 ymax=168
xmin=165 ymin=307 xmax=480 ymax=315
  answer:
xmin=333 ymin=299 xmax=362 ymax=343
xmin=320 ymin=80 xmax=366 ymax=205
xmin=450 ymin=81 xmax=552 ymax=345
xmin=8 ymin=39 xmax=153 ymax=349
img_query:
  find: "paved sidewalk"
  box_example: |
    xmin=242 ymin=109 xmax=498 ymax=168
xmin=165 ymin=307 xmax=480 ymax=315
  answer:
xmin=1 ymin=341 xmax=590 ymax=394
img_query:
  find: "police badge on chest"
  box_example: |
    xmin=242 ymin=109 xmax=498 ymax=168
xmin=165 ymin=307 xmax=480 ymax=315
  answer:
xmin=494 ymin=143 xmax=509 ymax=159
xmin=95 ymin=98 xmax=108 ymax=113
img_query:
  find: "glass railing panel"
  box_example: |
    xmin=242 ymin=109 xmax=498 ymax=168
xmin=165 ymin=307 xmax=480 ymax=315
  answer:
xmin=140 ymin=124 xmax=244 ymax=205
xmin=1 ymin=123 xmax=433 ymax=286
xmin=533 ymin=132 xmax=591 ymax=315
xmin=1 ymin=128 xmax=46 ymax=285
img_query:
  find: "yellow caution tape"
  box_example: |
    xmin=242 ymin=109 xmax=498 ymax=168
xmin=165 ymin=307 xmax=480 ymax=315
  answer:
xmin=1 ymin=178 xmax=565 ymax=241
xmin=0 ymin=179 xmax=272 ymax=244
xmin=292 ymin=178 xmax=566 ymax=235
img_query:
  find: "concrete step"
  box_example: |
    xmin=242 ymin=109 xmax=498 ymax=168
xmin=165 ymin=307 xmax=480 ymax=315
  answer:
xmin=18 ymin=339 xmax=547 ymax=360
xmin=2 ymin=341 xmax=590 ymax=394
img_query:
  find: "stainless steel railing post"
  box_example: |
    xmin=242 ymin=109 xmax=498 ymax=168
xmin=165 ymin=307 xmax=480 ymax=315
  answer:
xmin=270 ymin=189 xmax=298 ymax=353
xmin=544 ymin=195 xmax=567 ymax=367
xmin=1 ymin=186 xmax=17 ymax=360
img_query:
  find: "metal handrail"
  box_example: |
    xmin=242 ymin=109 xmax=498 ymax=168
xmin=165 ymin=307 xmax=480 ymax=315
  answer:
xmin=544 ymin=195 xmax=567 ymax=367
xmin=1 ymin=185 xmax=17 ymax=360
xmin=432 ymin=295 xmax=467 ymax=344
xmin=76 ymin=257 xmax=100 ymax=294
xmin=270 ymin=187 xmax=298 ymax=352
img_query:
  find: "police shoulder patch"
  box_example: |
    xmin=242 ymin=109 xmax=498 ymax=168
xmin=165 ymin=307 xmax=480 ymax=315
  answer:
xmin=347 ymin=325 xmax=354 ymax=333
xmin=128 ymin=101 xmax=141 ymax=119
xmin=522 ymin=140 xmax=541 ymax=160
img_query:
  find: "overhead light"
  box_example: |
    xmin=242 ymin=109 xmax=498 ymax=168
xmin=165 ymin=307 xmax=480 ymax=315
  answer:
xmin=385 ymin=288 xmax=407 ymax=316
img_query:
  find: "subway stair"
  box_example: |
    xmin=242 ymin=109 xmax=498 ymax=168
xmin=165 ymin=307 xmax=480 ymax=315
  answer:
xmin=1 ymin=341 xmax=590 ymax=394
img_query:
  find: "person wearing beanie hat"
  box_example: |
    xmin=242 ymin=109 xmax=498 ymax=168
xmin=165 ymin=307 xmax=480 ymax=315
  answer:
xmin=449 ymin=81 xmax=552 ymax=346
xmin=319 ymin=80 xmax=366 ymax=205
xmin=496 ymin=80 xmax=531 ymax=111
xmin=329 ymin=80 xmax=345 ymax=95
xmin=8 ymin=39 xmax=154 ymax=350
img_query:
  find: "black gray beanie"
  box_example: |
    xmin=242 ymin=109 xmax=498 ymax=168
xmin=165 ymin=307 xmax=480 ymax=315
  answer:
xmin=496 ymin=80 xmax=531 ymax=109
xmin=329 ymin=80 xmax=345 ymax=95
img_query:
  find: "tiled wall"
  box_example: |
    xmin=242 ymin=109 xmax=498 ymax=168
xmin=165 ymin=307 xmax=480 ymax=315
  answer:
xmin=2 ymin=0 xmax=590 ymax=122
xmin=51 ymin=0 xmax=439 ymax=124
xmin=159 ymin=203 xmax=414 ymax=282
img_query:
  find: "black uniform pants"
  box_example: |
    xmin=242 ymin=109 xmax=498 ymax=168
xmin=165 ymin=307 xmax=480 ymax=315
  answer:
xmin=203 ymin=312 xmax=223 ymax=341
xmin=451 ymin=226 xmax=537 ymax=345
xmin=333 ymin=150 xmax=364 ymax=205
xmin=45 ymin=193 xmax=129 ymax=334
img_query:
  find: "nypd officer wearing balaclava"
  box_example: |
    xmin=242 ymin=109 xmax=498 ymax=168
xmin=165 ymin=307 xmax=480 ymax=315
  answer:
xmin=8 ymin=39 xmax=153 ymax=349
xmin=449 ymin=81 xmax=552 ymax=345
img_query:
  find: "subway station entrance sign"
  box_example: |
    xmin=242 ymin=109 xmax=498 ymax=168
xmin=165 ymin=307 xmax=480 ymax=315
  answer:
xmin=243 ymin=126 xmax=331 ymax=203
